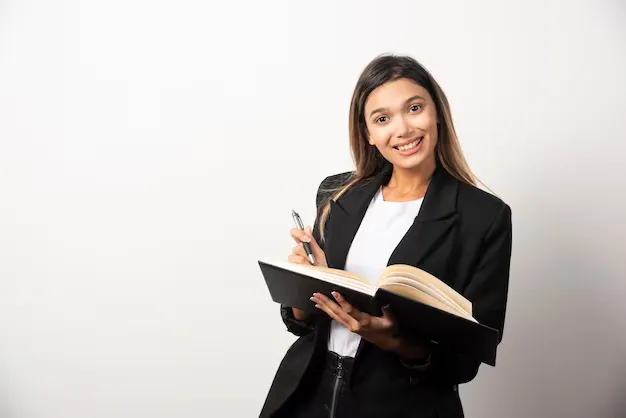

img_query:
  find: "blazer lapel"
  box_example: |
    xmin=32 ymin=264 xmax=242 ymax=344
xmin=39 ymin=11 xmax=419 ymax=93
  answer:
xmin=387 ymin=164 xmax=459 ymax=268
xmin=324 ymin=164 xmax=393 ymax=270
xmin=325 ymin=163 xmax=459 ymax=271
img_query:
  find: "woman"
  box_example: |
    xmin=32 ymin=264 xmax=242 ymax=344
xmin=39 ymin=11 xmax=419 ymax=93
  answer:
xmin=259 ymin=54 xmax=512 ymax=418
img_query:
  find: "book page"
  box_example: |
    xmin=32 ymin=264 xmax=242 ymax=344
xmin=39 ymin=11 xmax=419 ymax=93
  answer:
xmin=378 ymin=276 xmax=471 ymax=318
xmin=377 ymin=264 xmax=472 ymax=316
xmin=381 ymin=283 xmax=477 ymax=322
xmin=311 ymin=266 xmax=370 ymax=284
xmin=258 ymin=259 xmax=376 ymax=295
xmin=378 ymin=274 xmax=470 ymax=318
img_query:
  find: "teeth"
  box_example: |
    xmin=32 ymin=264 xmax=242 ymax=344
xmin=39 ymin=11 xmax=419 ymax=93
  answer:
xmin=398 ymin=138 xmax=422 ymax=151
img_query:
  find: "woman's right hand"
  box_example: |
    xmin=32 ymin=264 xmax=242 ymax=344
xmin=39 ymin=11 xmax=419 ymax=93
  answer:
xmin=288 ymin=226 xmax=327 ymax=320
xmin=288 ymin=226 xmax=327 ymax=268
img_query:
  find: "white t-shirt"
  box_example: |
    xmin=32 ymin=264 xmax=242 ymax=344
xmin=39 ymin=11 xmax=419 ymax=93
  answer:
xmin=327 ymin=186 xmax=424 ymax=357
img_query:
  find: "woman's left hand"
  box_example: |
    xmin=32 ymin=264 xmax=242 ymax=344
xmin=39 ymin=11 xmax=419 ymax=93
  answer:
xmin=310 ymin=291 xmax=401 ymax=351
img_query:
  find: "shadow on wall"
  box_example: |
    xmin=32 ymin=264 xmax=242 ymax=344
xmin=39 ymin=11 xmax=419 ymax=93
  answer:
xmin=607 ymin=373 xmax=626 ymax=417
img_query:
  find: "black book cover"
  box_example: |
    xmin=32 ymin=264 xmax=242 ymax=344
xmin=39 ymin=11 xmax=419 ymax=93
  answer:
xmin=259 ymin=260 xmax=500 ymax=366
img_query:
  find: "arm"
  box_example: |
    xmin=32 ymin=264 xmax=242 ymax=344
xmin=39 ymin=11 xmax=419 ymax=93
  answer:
xmin=279 ymin=176 xmax=331 ymax=336
xmin=403 ymin=203 xmax=513 ymax=384
xmin=280 ymin=304 xmax=317 ymax=336
xmin=279 ymin=220 xmax=323 ymax=336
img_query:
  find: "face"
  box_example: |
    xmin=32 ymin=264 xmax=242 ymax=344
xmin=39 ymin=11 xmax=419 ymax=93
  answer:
xmin=363 ymin=78 xmax=438 ymax=172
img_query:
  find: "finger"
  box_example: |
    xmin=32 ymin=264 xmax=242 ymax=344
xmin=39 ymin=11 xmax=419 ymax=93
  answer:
xmin=291 ymin=227 xmax=326 ymax=267
xmin=304 ymin=226 xmax=323 ymax=255
xmin=290 ymin=228 xmax=312 ymax=244
xmin=381 ymin=304 xmax=395 ymax=320
xmin=291 ymin=244 xmax=318 ymax=267
xmin=331 ymin=292 xmax=366 ymax=322
xmin=312 ymin=292 xmax=359 ymax=329
xmin=380 ymin=304 xmax=398 ymax=330
xmin=310 ymin=294 xmax=352 ymax=329
xmin=288 ymin=254 xmax=310 ymax=265
xmin=291 ymin=243 xmax=307 ymax=256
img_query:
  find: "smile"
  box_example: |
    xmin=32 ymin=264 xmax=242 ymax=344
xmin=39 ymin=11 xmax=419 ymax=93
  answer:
xmin=394 ymin=137 xmax=423 ymax=151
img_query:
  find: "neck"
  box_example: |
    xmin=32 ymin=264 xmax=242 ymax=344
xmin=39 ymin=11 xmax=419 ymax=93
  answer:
xmin=384 ymin=158 xmax=436 ymax=201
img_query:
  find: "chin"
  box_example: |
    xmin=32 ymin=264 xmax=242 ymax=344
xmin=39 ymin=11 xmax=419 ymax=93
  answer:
xmin=387 ymin=148 xmax=435 ymax=171
xmin=394 ymin=159 xmax=428 ymax=171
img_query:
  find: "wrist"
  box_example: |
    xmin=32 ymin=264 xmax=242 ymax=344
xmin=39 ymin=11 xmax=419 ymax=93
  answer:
xmin=387 ymin=334 xmax=429 ymax=362
xmin=292 ymin=307 xmax=309 ymax=321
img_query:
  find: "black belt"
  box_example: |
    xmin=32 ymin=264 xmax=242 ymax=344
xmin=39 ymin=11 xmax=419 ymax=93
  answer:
xmin=324 ymin=350 xmax=355 ymax=377
xmin=323 ymin=350 xmax=458 ymax=392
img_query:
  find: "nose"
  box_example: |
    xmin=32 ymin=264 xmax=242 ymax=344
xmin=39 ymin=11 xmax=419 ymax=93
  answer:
xmin=395 ymin=115 xmax=414 ymax=138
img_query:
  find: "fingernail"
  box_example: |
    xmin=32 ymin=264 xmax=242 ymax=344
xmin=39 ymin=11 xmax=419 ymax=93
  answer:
xmin=331 ymin=291 xmax=338 ymax=299
xmin=302 ymin=234 xmax=311 ymax=243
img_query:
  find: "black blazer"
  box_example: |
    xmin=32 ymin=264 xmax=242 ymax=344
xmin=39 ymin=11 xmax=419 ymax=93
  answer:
xmin=259 ymin=162 xmax=513 ymax=418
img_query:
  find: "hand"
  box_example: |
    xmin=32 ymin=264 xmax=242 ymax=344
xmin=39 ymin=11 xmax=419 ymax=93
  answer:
xmin=287 ymin=226 xmax=327 ymax=321
xmin=311 ymin=291 xmax=430 ymax=361
xmin=310 ymin=291 xmax=400 ymax=351
xmin=288 ymin=226 xmax=327 ymax=268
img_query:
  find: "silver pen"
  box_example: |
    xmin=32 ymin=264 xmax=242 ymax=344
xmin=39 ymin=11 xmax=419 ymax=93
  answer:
xmin=292 ymin=210 xmax=315 ymax=264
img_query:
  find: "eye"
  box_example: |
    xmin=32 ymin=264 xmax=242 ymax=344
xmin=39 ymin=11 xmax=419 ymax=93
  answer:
xmin=375 ymin=116 xmax=389 ymax=124
xmin=409 ymin=104 xmax=423 ymax=112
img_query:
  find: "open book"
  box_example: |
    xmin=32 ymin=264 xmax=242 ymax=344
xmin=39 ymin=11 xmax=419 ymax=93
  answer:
xmin=263 ymin=259 xmax=475 ymax=322
xmin=258 ymin=259 xmax=500 ymax=366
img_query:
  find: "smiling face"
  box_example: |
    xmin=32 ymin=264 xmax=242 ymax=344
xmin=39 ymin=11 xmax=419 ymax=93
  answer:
xmin=363 ymin=78 xmax=438 ymax=172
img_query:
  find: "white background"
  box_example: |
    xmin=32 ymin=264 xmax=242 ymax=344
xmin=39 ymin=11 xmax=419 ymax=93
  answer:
xmin=1 ymin=0 xmax=625 ymax=417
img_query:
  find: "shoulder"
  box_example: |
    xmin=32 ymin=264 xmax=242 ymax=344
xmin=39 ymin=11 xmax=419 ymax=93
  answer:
xmin=456 ymin=180 xmax=512 ymax=233
xmin=318 ymin=171 xmax=355 ymax=189
xmin=314 ymin=171 xmax=355 ymax=206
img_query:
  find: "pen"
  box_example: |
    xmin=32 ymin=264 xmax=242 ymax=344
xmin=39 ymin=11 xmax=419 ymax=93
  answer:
xmin=292 ymin=210 xmax=315 ymax=265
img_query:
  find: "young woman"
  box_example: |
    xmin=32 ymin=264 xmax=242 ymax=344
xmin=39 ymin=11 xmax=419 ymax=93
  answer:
xmin=259 ymin=54 xmax=512 ymax=418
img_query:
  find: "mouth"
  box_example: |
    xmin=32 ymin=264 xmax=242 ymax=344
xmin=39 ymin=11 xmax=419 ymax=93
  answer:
xmin=393 ymin=136 xmax=423 ymax=152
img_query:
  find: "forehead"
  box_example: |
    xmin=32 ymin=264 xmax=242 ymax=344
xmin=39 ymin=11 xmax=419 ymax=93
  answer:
xmin=364 ymin=78 xmax=431 ymax=110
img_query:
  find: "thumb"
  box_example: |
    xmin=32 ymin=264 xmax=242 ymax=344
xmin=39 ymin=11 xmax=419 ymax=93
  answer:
xmin=381 ymin=304 xmax=398 ymax=326
xmin=381 ymin=305 xmax=401 ymax=338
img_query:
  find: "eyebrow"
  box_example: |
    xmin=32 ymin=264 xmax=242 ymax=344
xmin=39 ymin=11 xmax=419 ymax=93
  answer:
xmin=368 ymin=95 xmax=426 ymax=118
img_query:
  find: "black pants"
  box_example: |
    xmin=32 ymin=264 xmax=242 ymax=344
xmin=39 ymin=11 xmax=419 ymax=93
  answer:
xmin=277 ymin=350 xmax=356 ymax=418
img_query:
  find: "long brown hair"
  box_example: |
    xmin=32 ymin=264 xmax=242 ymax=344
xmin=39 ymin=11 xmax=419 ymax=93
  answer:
xmin=317 ymin=54 xmax=479 ymax=242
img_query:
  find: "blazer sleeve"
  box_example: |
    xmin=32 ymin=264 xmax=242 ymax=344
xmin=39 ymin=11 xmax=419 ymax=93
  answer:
xmin=408 ymin=202 xmax=513 ymax=386
xmin=279 ymin=176 xmax=332 ymax=337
